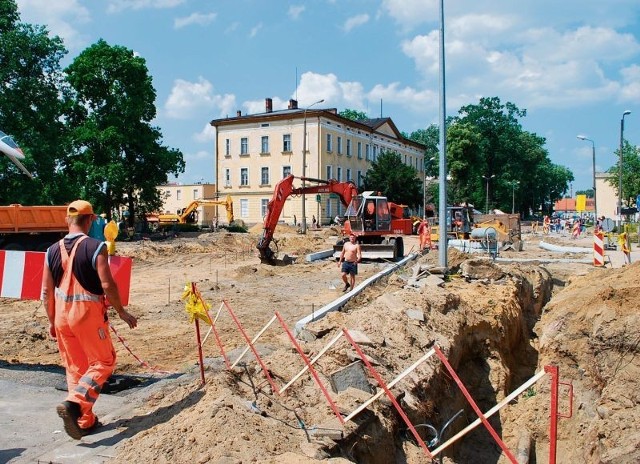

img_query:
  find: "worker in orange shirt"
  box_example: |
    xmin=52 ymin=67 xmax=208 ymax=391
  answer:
xmin=417 ymin=219 xmax=431 ymax=252
xmin=42 ymin=200 xmax=137 ymax=439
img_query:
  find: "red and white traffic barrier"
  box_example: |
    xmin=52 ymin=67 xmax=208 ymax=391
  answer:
xmin=0 ymin=250 xmax=132 ymax=304
xmin=0 ymin=250 xmax=45 ymax=299
xmin=593 ymin=231 xmax=605 ymax=267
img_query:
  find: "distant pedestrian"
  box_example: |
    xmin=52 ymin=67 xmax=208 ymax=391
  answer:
xmin=337 ymin=233 xmax=361 ymax=292
xmin=417 ymin=219 xmax=431 ymax=252
xmin=42 ymin=200 xmax=137 ymax=439
xmin=619 ymin=231 xmax=631 ymax=264
xmin=312 ymin=215 xmax=317 ymax=229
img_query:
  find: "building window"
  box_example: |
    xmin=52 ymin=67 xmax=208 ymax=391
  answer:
xmin=224 ymin=168 xmax=231 ymax=187
xmin=240 ymin=137 xmax=248 ymax=155
xmin=326 ymin=165 xmax=333 ymax=180
xmin=283 ymin=134 xmax=291 ymax=152
xmin=225 ymin=138 xmax=230 ymax=156
xmin=240 ymin=199 xmax=248 ymax=218
xmin=261 ymin=167 xmax=269 ymax=185
xmin=326 ymin=198 xmax=332 ymax=219
xmin=337 ymin=167 xmax=342 ymax=182
xmin=346 ymin=168 xmax=352 ymax=182
xmin=193 ymin=189 xmax=200 ymax=200
xmin=176 ymin=189 xmax=182 ymax=201
xmin=326 ymin=133 xmax=333 ymax=152
xmin=357 ymin=170 xmax=363 ymax=187
xmin=357 ymin=141 xmax=362 ymax=159
xmin=261 ymin=199 xmax=269 ymax=218
xmin=373 ymin=145 xmax=378 ymax=160
xmin=337 ymin=136 xmax=342 ymax=155
xmin=365 ymin=144 xmax=370 ymax=160
xmin=240 ymin=168 xmax=249 ymax=186
xmin=261 ymin=136 xmax=269 ymax=154
xmin=346 ymin=139 xmax=352 ymax=157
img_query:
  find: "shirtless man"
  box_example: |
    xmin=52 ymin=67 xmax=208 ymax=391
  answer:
xmin=337 ymin=233 xmax=362 ymax=292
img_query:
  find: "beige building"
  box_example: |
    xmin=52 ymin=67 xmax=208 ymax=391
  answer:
xmin=156 ymin=182 xmax=220 ymax=227
xmin=595 ymin=171 xmax=619 ymax=219
xmin=210 ymin=98 xmax=425 ymax=226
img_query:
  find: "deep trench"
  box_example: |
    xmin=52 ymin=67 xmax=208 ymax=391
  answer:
xmin=333 ymin=267 xmax=551 ymax=464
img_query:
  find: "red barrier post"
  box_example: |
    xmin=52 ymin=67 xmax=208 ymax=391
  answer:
xmin=545 ymin=365 xmax=559 ymax=464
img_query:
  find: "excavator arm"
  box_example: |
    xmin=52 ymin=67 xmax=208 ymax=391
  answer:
xmin=257 ymin=175 xmax=358 ymax=264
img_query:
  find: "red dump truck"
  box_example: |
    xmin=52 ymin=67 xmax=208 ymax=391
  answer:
xmin=0 ymin=204 xmax=68 ymax=251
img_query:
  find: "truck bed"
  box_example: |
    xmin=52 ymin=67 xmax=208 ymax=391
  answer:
xmin=0 ymin=204 xmax=68 ymax=233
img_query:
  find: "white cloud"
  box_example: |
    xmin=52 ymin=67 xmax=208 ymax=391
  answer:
xmin=174 ymin=12 xmax=217 ymax=29
xmin=381 ymin=0 xmax=438 ymax=28
xmin=194 ymin=124 xmax=216 ymax=143
xmin=16 ymin=0 xmax=90 ymax=51
xmin=619 ymin=64 xmax=640 ymax=102
xmin=343 ymin=14 xmax=369 ymax=33
xmin=164 ymin=77 xmax=236 ymax=119
xmin=106 ymin=0 xmax=185 ymax=14
xmin=288 ymin=5 xmax=305 ymax=20
xmin=249 ymin=22 xmax=263 ymax=38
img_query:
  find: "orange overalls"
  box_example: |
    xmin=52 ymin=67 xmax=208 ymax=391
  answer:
xmin=418 ymin=221 xmax=431 ymax=251
xmin=53 ymin=236 xmax=116 ymax=430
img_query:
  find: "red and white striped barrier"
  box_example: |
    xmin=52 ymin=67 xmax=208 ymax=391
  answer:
xmin=0 ymin=250 xmax=132 ymax=304
xmin=593 ymin=231 xmax=604 ymax=267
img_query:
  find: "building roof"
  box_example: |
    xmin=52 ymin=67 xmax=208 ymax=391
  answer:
xmin=210 ymin=102 xmax=425 ymax=151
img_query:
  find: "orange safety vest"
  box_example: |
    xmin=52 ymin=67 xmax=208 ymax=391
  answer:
xmin=54 ymin=235 xmax=115 ymax=430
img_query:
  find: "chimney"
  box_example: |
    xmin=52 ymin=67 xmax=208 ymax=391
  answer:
xmin=236 ymin=110 xmax=242 ymax=117
xmin=288 ymin=99 xmax=298 ymax=110
xmin=265 ymin=98 xmax=273 ymax=113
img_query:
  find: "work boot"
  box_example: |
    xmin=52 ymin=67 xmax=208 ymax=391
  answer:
xmin=56 ymin=401 xmax=84 ymax=440
xmin=342 ymin=283 xmax=350 ymax=292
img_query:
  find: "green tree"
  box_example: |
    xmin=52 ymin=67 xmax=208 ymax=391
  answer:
xmin=339 ymin=109 xmax=368 ymax=121
xmin=575 ymin=189 xmax=594 ymax=198
xmin=64 ymin=39 xmax=184 ymax=223
xmin=407 ymin=124 xmax=439 ymax=176
xmin=361 ymin=151 xmax=422 ymax=208
xmin=447 ymin=97 xmax=572 ymax=215
xmin=607 ymin=140 xmax=640 ymax=207
xmin=0 ymin=0 xmax=71 ymax=204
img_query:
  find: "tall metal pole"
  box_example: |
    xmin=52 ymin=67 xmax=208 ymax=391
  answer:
xmin=437 ymin=0 xmax=447 ymax=268
xmin=577 ymin=136 xmax=597 ymax=222
xmin=511 ymin=181 xmax=519 ymax=214
xmin=618 ymin=111 xmax=631 ymax=227
xmin=483 ymin=175 xmax=494 ymax=214
xmin=301 ymin=99 xmax=324 ymax=234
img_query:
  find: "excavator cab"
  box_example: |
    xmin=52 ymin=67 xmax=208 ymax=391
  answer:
xmin=343 ymin=193 xmax=392 ymax=234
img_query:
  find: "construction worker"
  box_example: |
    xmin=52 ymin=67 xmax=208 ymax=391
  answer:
xmin=619 ymin=231 xmax=631 ymax=264
xmin=41 ymin=200 xmax=137 ymax=439
xmin=417 ymin=219 xmax=431 ymax=252
xmin=337 ymin=233 xmax=362 ymax=292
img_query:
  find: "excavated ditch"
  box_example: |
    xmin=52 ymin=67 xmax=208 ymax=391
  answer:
xmin=295 ymin=258 xmax=554 ymax=463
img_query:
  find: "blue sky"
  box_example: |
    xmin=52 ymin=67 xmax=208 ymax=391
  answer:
xmin=15 ymin=0 xmax=640 ymax=193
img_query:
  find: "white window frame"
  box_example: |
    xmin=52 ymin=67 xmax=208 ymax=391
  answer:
xmin=261 ymin=166 xmax=269 ymax=185
xmin=326 ymin=165 xmax=333 ymax=180
xmin=337 ymin=136 xmax=342 ymax=155
xmin=261 ymin=135 xmax=269 ymax=154
xmin=261 ymin=199 xmax=269 ymax=218
xmin=346 ymin=139 xmax=352 ymax=157
xmin=283 ymin=134 xmax=291 ymax=152
xmin=357 ymin=141 xmax=362 ymax=159
xmin=326 ymin=133 xmax=333 ymax=152
xmin=240 ymin=199 xmax=249 ymax=218
xmin=224 ymin=168 xmax=231 ymax=187
xmin=282 ymin=165 xmax=291 ymax=178
xmin=240 ymin=167 xmax=249 ymax=186
xmin=225 ymin=138 xmax=230 ymax=156
xmin=240 ymin=137 xmax=248 ymax=155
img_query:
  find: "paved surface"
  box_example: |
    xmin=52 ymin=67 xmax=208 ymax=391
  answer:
xmin=0 ymin=363 xmax=187 ymax=464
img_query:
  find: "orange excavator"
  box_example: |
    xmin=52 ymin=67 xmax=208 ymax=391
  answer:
xmin=147 ymin=195 xmax=234 ymax=228
xmin=257 ymin=175 xmax=413 ymax=264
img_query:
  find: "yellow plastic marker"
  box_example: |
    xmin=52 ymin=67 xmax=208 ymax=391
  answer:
xmin=104 ymin=220 xmax=119 ymax=255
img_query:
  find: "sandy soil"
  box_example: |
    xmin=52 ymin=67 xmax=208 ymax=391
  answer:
xmin=1 ymin=225 xmax=638 ymax=463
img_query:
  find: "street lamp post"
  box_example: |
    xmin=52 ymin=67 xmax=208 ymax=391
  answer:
xmin=618 ymin=110 xmax=631 ymax=227
xmin=483 ymin=174 xmax=495 ymax=214
xmin=301 ymin=99 xmax=324 ymax=234
xmin=576 ymin=135 xmax=597 ymax=222
xmin=511 ymin=180 xmax=520 ymax=214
